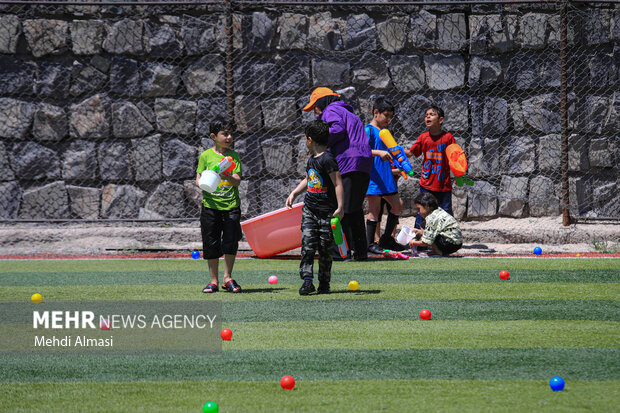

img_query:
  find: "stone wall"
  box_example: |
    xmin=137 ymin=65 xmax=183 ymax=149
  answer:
xmin=0 ymin=1 xmax=618 ymax=221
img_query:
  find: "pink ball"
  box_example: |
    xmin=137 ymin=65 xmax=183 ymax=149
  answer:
xmin=268 ymin=275 xmax=278 ymax=285
xmin=499 ymin=270 xmax=510 ymax=280
xmin=419 ymin=309 xmax=431 ymax=320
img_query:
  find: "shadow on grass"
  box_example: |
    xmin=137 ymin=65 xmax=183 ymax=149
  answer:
xmin=328 ymin=289 xmax=381 ymax=295
xmin=333 ymin=257 xmax=406 ymax=262
xmin=461 ymin=243 xmax=496 ymax=253
xmin=238 ymin=287 xmax=287 ymax=294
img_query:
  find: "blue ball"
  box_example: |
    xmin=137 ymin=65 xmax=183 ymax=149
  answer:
xmin=533 ymin=246 xmax=542 ymax=255
xmin=549 ymin=376 xmax=565 ymax=391
xmin=191 ymin=250 xmax=200 ymax=259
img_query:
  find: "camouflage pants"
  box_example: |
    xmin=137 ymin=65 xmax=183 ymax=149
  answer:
xmin=300 ymin=206 xmax=333 ymax=283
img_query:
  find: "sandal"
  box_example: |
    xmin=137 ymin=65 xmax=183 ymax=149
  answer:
xmin=202 ymin=283 xmax=218 ymax=293
xmin=221 ymin=279 xmax=241 ymax=293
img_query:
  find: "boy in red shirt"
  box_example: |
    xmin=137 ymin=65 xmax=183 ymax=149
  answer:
xmin=405 ymin=105 xmax=455 ymax=230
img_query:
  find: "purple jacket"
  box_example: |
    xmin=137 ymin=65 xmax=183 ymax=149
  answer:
xmin=319 ymin=101 xmax=372 ymax=175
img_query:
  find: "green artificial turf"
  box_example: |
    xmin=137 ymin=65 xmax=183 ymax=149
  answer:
xmin=1 ymin=257 xmax=617 ymax=274
xmin=1 ymin=268 xmax=618 ymax=286
xmin=221 ymin=320 xmax=620 ymax=350
xmin=0 ymin=257 xmax=618 ymax=412
xmin=1 ymin=349 xmax=618 ymax=382
xmin=219 ymin=299 xmax=620 ymax=321
xmin=2 ymin=282 xmax=618 ymax=301
xmin=1 ymin=379 xmax=619 ymax=413
xmin=4 ymin=320 xmax=616 ymax=351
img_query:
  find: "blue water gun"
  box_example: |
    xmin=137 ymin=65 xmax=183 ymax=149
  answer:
xmin=379 ymin=129 xmax=415 ymax=180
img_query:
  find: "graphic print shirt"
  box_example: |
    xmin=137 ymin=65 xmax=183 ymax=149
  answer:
xmin=196 ymin=148 xmax=242 ymax=211
xmin=304 ymin=151 xmax=339 ymax=215
xmin=409 ymin=131 xmax=455 ymax=192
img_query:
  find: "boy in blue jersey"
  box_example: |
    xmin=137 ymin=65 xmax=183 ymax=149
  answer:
xmin=365 ymin=97 xmax=406 ymax=254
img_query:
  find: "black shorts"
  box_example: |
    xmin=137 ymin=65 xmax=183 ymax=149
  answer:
xmin=200 ymin=206 xmax=242 ymax=259
xmin=435 ymin=235 xmax=462 ymax=256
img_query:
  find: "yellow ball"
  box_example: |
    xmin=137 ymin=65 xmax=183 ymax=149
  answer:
xmin=348 ymin=280 xmax=359 ymax=291
xmin=31 ymin=293 xmax=43 ymax=304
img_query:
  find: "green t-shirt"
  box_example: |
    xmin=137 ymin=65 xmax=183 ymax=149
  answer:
xmin=421 ymin=207 xmax=463 ymax=246
xmin=196 ymin=148 xmax=242 ymax=211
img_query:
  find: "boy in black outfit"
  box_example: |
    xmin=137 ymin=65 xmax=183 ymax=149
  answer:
xmin=286 ymin=120 xmax=344 ymax=295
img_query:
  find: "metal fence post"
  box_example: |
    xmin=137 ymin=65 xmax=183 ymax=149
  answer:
xmin=226 ymin=0 xmax=234 ymax=125
xmin=560 ymin=0 xmax=571 ymax=226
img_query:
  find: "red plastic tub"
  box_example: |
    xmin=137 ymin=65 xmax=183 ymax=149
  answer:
xmin=241 ymin=203 xmax=303 ymax=258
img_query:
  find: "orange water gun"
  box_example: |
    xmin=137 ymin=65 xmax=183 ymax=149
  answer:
xmin=214 ymin=156 xmax=236 ymax=175
xmin=379 ymin=129 xmax=415 ymax=180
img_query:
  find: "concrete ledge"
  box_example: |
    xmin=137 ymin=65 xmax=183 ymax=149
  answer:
xmin=0 ymin=216 xmax=618 ymax=256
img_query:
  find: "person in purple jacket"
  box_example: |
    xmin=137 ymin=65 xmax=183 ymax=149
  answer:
xmin=303 ymin=87 xmax=373 ymax=261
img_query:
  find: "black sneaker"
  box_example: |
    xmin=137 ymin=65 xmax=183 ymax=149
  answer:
xmin=299 ymin=278 xmax=316 ymax=295
xmin=390 ymin=240 xmax=408 ymax=252
xmin=368 ymin=243 xmax=384 ymax=255
xmin=379 ymin=236 xmax=408 ymax=252
xmin=317 ymin=283 xmax=330 ymax=294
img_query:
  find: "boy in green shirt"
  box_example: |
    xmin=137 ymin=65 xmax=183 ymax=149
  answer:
xmin=195 ymin=122 xmax=243 ymax=293
xmin=409 ymin=192 xmax=463 ymax=257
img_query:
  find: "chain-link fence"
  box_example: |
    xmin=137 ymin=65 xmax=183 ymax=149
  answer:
xmin=0 ymin=0 xmax=617 ymax=223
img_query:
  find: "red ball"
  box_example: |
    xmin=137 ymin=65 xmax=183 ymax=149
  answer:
xmin=220 ymin=328 xmax=232 ymax=341
xmin=280 ymin=375 xmax=295 ymax=390
xmin=499 ymin=270 xmax=510 ymax=280
xmin=419 ymin=309 xmax=431 ymax=320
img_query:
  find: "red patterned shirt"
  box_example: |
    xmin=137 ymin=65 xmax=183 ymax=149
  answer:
xmin=409 ymin=131 xmax=455 ymax=192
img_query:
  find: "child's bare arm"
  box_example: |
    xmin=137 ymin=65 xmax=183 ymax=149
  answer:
xmin=329 ymin=170 xmax=344 ymax=219
xmin=221 ymin=172 xmax=241 ymax=187
xmin=286 ymin=176 xmax=308 ymax=208
xmin=195 ymin=173 xmax=201 ymax=187
xmin=406 ymin=138 xmax=423 ymax=158
xmin=371 ymin=149 xmax=392 ymax=161
xmin=409 ymin=239 xmax=429 ymax=248
xmin=409 ymin=228 xmax=426 ymax=247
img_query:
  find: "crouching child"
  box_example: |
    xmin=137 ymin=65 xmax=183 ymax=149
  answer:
xmin=409 ymin=192 xmax=462 ymax=257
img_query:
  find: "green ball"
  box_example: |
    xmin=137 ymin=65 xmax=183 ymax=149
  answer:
xmin=203 ymin=401 xmax=218 ymax=413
